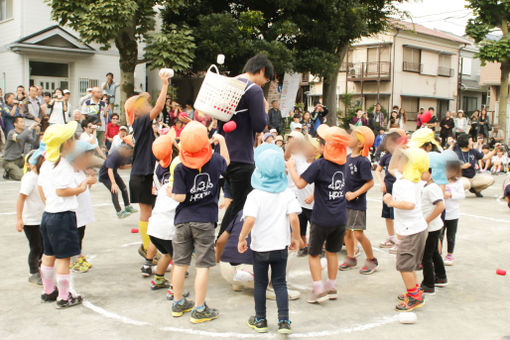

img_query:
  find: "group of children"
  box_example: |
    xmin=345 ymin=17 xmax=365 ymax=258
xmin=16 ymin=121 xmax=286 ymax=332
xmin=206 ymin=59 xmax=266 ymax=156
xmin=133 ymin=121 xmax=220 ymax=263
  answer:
xmin=16 ymin=77 xmax=470 ymax=335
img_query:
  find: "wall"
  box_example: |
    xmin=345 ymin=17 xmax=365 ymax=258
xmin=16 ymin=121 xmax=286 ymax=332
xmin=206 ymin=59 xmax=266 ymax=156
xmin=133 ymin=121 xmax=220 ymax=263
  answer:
xmin=480 ymin=62 xmax=501 ymax=86
xmin=0 ymin=51 xmax=24 ymax=91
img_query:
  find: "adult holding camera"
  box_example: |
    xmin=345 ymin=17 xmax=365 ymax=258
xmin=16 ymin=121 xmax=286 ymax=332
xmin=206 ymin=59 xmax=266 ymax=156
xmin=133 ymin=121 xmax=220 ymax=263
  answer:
xmin=22 ymin=86 xmax=42 ymax=126
xmin=2 ymin=117 xmax=39 ymax=180
xmin=1 ymin=93 xmax=22 ymax=136
xmin=369 ymin=103 xmax=385 ymax=132
xmin=311 ymin=102 xmax=328 ymax=135
xmin=218 ymin=54 xmax=273 ymax=236
xmin=47 ymin=88 xmax=68 ymax=125
xmin=82 ymin=87 xmax=107 ymax=150
xmin=102 ymin=72 xmax=119 ymax=108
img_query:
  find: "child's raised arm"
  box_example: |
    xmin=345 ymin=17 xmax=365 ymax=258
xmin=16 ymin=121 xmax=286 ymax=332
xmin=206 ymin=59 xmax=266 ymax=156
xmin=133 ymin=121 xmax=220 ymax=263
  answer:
xmin=149 ymin=73 xmax=170 ymax=121
xmin=286 ymin=159 xmax=308 ymax=189
xmin=212 ymin=134 xmax=230 ymax=166
xmin=238 ymin=216 xmax=256 ymax=253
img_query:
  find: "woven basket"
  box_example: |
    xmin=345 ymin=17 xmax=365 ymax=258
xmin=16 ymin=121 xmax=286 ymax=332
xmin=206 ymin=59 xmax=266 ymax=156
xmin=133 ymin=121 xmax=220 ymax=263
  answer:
xmin=194 ymin=65 xmax=247 ymax=122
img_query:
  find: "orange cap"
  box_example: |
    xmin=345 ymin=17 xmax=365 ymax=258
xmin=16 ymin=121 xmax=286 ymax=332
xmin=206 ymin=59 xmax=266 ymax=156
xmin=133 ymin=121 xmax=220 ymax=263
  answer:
xmin=316 ymin=124 xmax=350 ymax=165
xmin=152 ymin=134 xmax=175 ymax=168
xmin=179 ymin=121 xmax=212 ymax=169
xmin=124 ymin=93 xmax=150 ymax=126
xmin=352 ymin=126 xmax=375 ymax=157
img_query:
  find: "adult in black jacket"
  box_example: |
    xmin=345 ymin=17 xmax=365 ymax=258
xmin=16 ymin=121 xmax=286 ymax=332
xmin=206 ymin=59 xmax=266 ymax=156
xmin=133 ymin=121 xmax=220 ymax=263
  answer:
xmin=268 ymin=100 xmax=282 ymax=134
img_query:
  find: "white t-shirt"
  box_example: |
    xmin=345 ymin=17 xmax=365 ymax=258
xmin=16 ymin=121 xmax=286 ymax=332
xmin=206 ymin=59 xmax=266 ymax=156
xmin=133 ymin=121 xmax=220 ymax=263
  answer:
xmin=79 ymin=132 xmax=97 ymax=145
xmin=445 ymin=179 xmax=465 ymax=220
xmin=393 ymin=177 xmax=427 ymax=236
xmin=492 ymin=154 xmax=508 ymax=165
xmin=110 ymin=134 xmax=123 ymax=151
xmin=288 ymin=153 xmax=314 ymax=209
xmin=38 ymin=159 xmax=78 ymax=213
xmin=74 ymin=171 xmax=95 ymax=227
xmin=49 ymin=101 xmax=66 ymax=125
xmin=243 ymin=188 xmax=302 ymax=252
xmin=147 ymin=183 xmax=178 ymax=240
xmin=19 ymin=171 xmax=44 ymax=225
xmin=421 ymin=182 xmax=444 ymax=232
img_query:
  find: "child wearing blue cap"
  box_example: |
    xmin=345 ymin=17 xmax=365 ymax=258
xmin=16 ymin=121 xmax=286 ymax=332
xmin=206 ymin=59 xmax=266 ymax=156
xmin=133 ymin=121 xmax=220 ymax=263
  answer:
xmin=238 ymin=143 xmax=302 ymax=335
xmin=420 ymin=152 xmax=446 ymax=294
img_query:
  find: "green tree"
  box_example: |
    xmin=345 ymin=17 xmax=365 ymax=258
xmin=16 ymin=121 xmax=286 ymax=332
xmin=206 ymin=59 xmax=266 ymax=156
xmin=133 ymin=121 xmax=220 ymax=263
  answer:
xmin=466 ymin=0 xmax=510 ymax=133
xmin=47 ymin=0 xmax=195 ymax=118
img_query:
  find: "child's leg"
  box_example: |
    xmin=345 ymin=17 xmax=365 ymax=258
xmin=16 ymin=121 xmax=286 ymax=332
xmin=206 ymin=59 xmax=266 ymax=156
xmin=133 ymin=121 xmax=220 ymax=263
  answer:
xmin=401 ymin=271 xmax=418 ymax=290
xmin=269 ymin=250 xmax=289 ymax=321
xmin=116 ymin=175 xmax=131 ymax=208
xmin=41 ymin=255 xmax=56 ymax=294
xmin=23 ymin=225 xmax=43 ymax=274
xmin=103 ymin=180 xmax=122 ymax=213
xmin=308 ymin=255 xmax=322 ymax=282
xmin=445 ymin=219 xmax=458 ymax=254
xmin=432 ymin=233 xmax=447 ymax=280
xmin=253 ymin=252 xmax=270 ymax=320
xmin=344 ymin=230 xmax=355 ymax=258
xmin=172 ymin=265 xmax=188 ymax=301
xmin=298 ymin=211 xmax=309 ymax=247
xmin=77 ymin=226 xmax=86 ymax=252
xmin=139 ymin=203 xmax=152 ymax=252
xmin=194 ymin=268 xmax=210 ymax=307
xmin=421 ymin=232 xmax=436 ymax=288
xmin=385 ymin=218 xmax=396 ymax=240
xmin=325 ymin=251 xmax=338 ymax=281
xmin=155 ymin=254 xmax=171 ymax=277
xmin=55 ymin=257 xmax=71 ymax=300
xmin=354 ymin=230 xmax=374 ymax=259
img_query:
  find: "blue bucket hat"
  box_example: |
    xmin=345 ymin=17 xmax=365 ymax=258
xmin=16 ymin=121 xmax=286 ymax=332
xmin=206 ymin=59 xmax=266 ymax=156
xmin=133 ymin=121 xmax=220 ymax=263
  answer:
xmin=29 ymin=141 xmax=46 ymax=165
xmin=428 ymin=152 xmax=448 ymax=185
xmin=251 ymin=143 xmax=288 ymax=193
xmin=67 ymin=140 xmax=97 ymax=162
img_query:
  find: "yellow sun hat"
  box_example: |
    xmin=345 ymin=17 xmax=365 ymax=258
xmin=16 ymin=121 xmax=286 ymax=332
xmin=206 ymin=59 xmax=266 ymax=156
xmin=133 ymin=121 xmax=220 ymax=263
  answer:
xmin=42 ymin=121 xmax=78 ymax=162
xmin=401 ymin=147 xmax=430 ymax=183
xmin=408 ymin=127 xmax=442 ymax=151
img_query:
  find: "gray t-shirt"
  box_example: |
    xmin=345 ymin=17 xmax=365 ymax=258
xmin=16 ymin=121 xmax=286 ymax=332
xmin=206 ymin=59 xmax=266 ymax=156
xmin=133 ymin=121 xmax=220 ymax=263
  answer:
xmin=3 ymin=128 xmax=36 ymax=161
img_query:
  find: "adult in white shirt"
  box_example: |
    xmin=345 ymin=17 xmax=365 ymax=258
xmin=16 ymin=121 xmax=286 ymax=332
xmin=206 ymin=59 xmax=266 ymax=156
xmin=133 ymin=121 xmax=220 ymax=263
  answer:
xmin=79 ymin=120 xmax=106 ymax=167
xmin=110 ymin=126 xmax=128 ymax=151
xmin=454 ymin=110 xmax=468 ymax=136
xmin=47 ymin=89 xmax=68 ymax=125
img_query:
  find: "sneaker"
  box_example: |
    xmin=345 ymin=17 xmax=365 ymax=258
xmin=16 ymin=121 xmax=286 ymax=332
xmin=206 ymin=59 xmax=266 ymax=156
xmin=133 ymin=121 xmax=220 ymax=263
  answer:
xmin=28 ymin=272 xmax=42 ymax=286
xmin=172 ymin=298 xmax=194 ymax=317
xmin=297 ymin=247 xmax=308 ymax=257
xmin=469 ymin=188 xmax=483 ymax=197
xmin=389 ymin=245 xmax=398 ymax=254
xmin=278 ymin=320 xmax=292 ymax=335
xmin=140 ymin=265 xmax=152 ymax=277
xmin=379 ymin=238 xmax=395 ymax=248
xmin=117 ymin=210 xmax=130 ymax=219
xmin=306 ymin=288 xmax=329 ymax=304
xmin=326 ymin=288 xmax=338 ymax=300
xmin=444 ymin=254 xmax=454 ymax=266
xmin=435 ymin=277 xmax=448 ymax=287
xmin=41 ymin=289 xmax=58 ymax=302
xmin=266 ymin=287 xmax=300 ymax=300
xmin=56 ymin=292 xmax=83 ymax=309
xmin=339 ymin=257 xmax=357 ymax=271
xmin=360 ymin=258 xmax=379 ymax=275
xmin=395 ymin=293 xmax=425 ymax=312
xmin=248 ymin=316 xmax=268 ymax=333
xmin=150 ymin=278 xmax=170 ymax=290
xmin=420 ymin=284 xmax=436 ymax=295
xmin=124 ymin=205 xmax=138 ymax=214
xmin=190 ymin=304 xmax=219 ymax=323
xmin=166 ymin=287 xmax=190 ymax=300
xmin=231 ymin=284 xmax=244 ymax=292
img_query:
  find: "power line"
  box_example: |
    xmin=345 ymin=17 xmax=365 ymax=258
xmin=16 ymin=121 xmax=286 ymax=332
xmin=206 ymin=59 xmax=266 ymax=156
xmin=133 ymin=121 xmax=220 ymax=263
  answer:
xmin=411 ymin=8 xmax=471 ymax=19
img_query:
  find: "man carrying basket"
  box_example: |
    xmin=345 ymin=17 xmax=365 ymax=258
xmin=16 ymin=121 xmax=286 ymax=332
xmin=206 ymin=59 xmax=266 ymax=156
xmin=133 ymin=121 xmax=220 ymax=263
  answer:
xmin=217 ymin=54 xmax=274 ymax=236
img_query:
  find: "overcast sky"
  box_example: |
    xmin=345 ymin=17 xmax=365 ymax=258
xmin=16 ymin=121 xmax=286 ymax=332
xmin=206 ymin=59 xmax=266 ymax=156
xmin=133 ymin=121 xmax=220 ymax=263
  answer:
xmin=396 ymin=0 xmax=473 ymax=36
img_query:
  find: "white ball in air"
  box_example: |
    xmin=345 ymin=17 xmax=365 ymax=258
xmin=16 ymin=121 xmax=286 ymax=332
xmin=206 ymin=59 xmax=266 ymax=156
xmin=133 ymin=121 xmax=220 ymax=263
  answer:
xmin=159 ymin=68 xmax=174 ymax=78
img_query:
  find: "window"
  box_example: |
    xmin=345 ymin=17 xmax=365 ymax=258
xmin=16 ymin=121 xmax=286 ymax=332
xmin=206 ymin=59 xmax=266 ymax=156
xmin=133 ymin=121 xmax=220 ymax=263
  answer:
xmin=0 ymin=0 xmax=13 ymax=21
xmin=438 ymin=54 xmax=452 ymax=77
xmin=79 ymin=78 xmax=99 ymax=95
xmin=401 ymin=96 xmax=419 ymax=120
xmin=462 ymin=57 xmax=472 ymax=75
xmin=462 ymin=96 xmax=478 ymax=115
xmin=403 ymin=47 xmax=421 ymax=73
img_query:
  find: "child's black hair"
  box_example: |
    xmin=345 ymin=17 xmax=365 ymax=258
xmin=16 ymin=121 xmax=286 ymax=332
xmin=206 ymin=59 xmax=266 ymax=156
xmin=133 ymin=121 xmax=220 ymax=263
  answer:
xmin=457 ymin=133 xmax=471 ymax=148
xmin=242 ymin=54 xmax=274 ymax=80
xmin=379 ymin=131 xmax=401 ymax=152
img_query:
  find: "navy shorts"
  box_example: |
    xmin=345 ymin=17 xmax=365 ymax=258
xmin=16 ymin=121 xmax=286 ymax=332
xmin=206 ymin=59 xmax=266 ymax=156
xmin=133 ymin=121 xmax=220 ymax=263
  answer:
xmin=149 ymin=235 xmax=173 ymax=256
xmin=40 ymin=211 xmax=80 ymax=259
xmin=381 ymin=202 xmax=394 ymax=219
xmin=129 ymin=175 xmax=156 ymax=206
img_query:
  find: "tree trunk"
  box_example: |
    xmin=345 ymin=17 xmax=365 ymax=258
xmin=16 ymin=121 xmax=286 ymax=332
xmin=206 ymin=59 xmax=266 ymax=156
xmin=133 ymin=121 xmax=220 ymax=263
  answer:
xmin=115 ymin=26 xmax=138 ymax=126
xmin=322 ymin=47 xmax=348 ymax=126
xmin=499 ymin=60 xmax=510 ymax=140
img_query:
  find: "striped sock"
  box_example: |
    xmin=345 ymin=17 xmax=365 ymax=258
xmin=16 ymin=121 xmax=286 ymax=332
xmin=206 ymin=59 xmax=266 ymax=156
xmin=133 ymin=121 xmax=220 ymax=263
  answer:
xmin=154 ymin=274 xmax=165 ymax=284
xmin=407 ymin=287 xmax=419 ymax=297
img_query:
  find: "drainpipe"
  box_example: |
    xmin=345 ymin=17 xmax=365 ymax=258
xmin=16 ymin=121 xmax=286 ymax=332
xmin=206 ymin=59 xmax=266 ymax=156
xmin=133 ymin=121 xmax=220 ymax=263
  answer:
xmin=390 ymin=28 xmax=400 ymax=112
xmin=457 ymin=43 xmax=468 ymax=111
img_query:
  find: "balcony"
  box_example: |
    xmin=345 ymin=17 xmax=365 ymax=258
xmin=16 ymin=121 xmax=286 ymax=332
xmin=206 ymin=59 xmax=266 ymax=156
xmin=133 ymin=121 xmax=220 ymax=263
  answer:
xmin=438 ymin=66 xmax=454 ymax=77
xmin=347 ymin=61 xmax=391 ymax=81
xmin=403 ymin=61 xmax=422 ymax=73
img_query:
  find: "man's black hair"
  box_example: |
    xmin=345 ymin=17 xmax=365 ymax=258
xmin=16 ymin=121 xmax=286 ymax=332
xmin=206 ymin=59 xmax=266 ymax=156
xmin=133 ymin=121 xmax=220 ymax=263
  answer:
xmin=42 ymin=92 xmax=51 ymax=97
xmin=17 ymin=85 xmax=25 ymax=89
xmin=13 ymin=116 xmax=24 ymax=125
xmin=428 ymin=107 xmax=435 ymax=111
xmin=457 ymin=133 xmax=471 ymax=148
xmin=4 ymin=92 xmax=13 ymax=101
xmin=106 ymin=72 xmax=114 ymax=77
xmin=271 ymin=100 xmax=278 ymax=104
xmin=242 ymin=54 xmax=274 ymax=80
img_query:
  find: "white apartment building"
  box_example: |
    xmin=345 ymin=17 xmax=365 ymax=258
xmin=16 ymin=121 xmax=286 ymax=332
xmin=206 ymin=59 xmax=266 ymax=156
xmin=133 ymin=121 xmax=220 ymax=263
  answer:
xmin=0 ymin=0 xmax=147 ymax=109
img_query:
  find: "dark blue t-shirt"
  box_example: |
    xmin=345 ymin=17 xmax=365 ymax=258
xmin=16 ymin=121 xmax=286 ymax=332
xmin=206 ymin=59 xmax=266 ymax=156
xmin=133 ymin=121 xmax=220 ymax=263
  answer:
xmin=301 ymin=158 xmax=347 ymax=228
xmin=99 ymin=149 xmax=126 ymax=182
xmin=220 ymin=210 xmax=253 ymax=265
xmin=218 ymin=79 xmax=267 ymax=164
xmin=345 ymin=155 xmax=373 ymax=211
xmin=454 ymin=145 xmax=483 ymax=179
xmin=131 ymin=115 xmax=156 ymax=176
xmin=172 ymin=153 xmax=227 ymax=224
xmin=379 ymin=152 xmax=396 ymax=194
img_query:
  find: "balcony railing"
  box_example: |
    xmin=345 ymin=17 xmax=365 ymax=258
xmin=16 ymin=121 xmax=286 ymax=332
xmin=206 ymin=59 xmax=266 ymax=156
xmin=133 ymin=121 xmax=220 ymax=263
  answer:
xmin=347 ymin=61 xmax=391 ymax=81
xmin=403 ymin=61 xmax=422 ymax=73
xmin=438 ymin=66 xmax=454 ymax=77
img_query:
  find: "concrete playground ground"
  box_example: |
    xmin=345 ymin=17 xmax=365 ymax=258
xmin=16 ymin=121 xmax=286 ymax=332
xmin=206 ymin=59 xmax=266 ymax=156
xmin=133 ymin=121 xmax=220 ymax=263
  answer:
xmin=1 ymin=170 xmax=510 ymax=340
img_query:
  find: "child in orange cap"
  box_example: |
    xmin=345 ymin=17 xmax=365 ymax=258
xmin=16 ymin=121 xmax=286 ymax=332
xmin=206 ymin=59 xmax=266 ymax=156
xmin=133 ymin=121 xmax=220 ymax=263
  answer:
xmin=287 ymin=124 xmax=350 ymax=304
xmin=339 ymin=126 xmax=378 ymax=274
xmin=171 ymin=121 xmax=230 ymax=323
xmin=38 ymin=122 xmax=96 ymax=308
xmin=125 ymin=71 xmax=171 ymax=265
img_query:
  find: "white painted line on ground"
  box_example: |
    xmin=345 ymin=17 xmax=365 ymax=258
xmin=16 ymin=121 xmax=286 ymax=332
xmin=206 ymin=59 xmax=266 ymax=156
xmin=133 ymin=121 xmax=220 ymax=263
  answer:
xmin=121 ymin=241 xmax=142 ymax=248
xmin=459 ymin=213 xmax=510 ymax=223
xmin=291 ymin=315 xmax=399 ymax=337
xmin=83 ymin=301 xmax=150 ymax=326
xmin=159 ymin=326 xmax=273 ymax=338
xmin=0 ymin=202 xmax=113 ymax=215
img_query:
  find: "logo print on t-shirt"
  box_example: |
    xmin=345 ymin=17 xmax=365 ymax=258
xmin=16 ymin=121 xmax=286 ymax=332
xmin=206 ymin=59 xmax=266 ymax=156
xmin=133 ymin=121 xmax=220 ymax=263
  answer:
xmin=189 ymin=173 xmax=214 ymax=201
xmin=349 ymin=162 xmax=358 ymax=175
xmin=328 ymin=171 xmax=345 ymax=200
